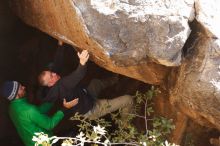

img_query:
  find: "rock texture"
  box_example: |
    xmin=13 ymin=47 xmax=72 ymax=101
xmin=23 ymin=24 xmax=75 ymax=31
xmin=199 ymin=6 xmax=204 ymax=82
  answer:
xmin=74 ymin=0 xmax=193 ymax=66
xmin=10 ymin=0 xmax=195 ymax=84
xmin=195 ymin=0 xmax=220 ymax=38
xmin=170 ymin=28 xmax=220 ymax=129
xmin=169 ymin=0 xmax=220 ymax=130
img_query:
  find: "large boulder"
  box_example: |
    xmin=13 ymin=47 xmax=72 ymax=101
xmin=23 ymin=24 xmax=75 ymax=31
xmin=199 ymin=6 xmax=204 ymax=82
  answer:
xmin=169 ymin=0 xmax=220 ymax=130
xmin=10 ymin=0 xmax=194 ymax=84
xmin=73 ymin=0 xmax=193 ymax=67
xmin=170 ymin=28 xmax=220 ymax=129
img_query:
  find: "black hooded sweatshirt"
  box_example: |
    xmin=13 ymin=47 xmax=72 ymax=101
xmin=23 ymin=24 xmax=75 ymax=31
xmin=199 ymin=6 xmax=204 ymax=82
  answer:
xmin=44 ymin=64 xmax=95 ymax=114
xmin=37 ymin=46 xmax=95 ymax=114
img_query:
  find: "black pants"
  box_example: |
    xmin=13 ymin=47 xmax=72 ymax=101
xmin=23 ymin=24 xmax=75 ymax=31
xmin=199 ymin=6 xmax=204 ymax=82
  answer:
xmin=86 ymin=77 xmax=118 ymax=99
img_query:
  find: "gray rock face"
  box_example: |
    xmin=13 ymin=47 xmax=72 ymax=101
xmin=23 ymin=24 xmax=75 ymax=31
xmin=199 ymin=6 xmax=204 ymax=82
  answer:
xmin=195 ymin=0 xmax=220 ymax=38
xmin=74 ymin=0 xmax=193 ymax=66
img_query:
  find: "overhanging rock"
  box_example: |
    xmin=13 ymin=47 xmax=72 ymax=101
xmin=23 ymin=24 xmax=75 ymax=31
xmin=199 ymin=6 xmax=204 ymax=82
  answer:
xmin=10 ymin=0 xmax=194 ymax=84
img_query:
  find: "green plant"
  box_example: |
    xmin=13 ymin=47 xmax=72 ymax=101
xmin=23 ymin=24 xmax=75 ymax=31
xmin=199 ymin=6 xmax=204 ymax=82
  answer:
xmin=183 ymin=133 xmax=195 ymax=146
xmin=108 ymin=87 xmax=175 ymax=146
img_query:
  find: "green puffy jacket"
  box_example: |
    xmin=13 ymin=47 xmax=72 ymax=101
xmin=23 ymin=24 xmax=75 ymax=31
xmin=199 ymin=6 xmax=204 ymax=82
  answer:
xmin=9 ymin=97 xmax=64 ymax=146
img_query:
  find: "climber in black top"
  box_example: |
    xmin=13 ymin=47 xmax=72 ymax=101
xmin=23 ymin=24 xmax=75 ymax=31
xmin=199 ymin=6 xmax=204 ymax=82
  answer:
xmin=36 ymin=40 xmax=66 ymax=101
xmin=38 ymin=42 xmax=133 ymax=120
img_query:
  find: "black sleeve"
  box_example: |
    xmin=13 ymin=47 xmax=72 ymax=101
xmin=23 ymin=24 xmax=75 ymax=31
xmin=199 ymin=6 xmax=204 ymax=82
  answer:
xmin=51 ymin=45 xmax=65 ymax=74
xmin=60 ymin=64 xmax=87 ymax=90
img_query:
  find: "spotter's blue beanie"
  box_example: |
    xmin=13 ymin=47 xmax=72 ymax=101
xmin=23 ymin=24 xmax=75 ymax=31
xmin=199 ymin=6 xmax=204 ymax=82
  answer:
xmin=1 ymin=81 xmax=19 ymax=101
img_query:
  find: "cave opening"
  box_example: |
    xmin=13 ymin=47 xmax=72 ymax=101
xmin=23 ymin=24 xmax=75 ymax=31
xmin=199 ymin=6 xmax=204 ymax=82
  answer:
xmin=0 ymin=1 xmax=151 ymax=145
